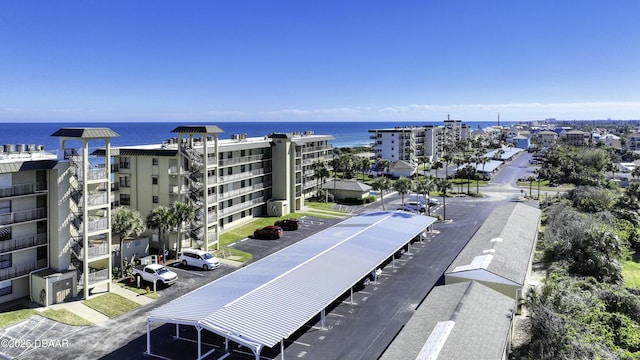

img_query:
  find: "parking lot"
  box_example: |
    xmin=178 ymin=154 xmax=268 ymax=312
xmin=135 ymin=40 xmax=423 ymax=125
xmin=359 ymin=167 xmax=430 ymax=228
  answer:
xmin=4 ymin=152 xmax=531 ymax=360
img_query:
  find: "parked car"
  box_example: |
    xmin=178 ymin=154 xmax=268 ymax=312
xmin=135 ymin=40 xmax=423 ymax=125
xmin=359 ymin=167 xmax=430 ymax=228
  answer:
xmin=405 ymin=201 xmax=427 ymax=213
xmin=254 ymin=225 xmax=284 ymax=239
xmin=132 ymin=263 xmax=178 ymax=288
xmin=274 ymin=218 xmax=301 ymax=231
xmin=179 ymin=248 xmax=220 ymax=270
xmin=397 ymin=202 xmax=427 ymax=214
xmin=408 ymin=194 xmax=439 ymax=207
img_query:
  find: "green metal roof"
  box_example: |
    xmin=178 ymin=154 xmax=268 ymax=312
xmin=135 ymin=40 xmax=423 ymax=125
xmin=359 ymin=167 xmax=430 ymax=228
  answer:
xmin=50 ymin=128 xmax=119 ymax=138
xmin=171 ymin=125 xmax=224 ymax=134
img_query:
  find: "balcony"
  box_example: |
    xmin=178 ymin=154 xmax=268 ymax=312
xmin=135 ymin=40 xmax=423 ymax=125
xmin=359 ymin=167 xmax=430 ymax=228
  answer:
xmin=169 ymin=185 xmax=189 ymax=196
xmin=84 ymin=193 xmax=109 ymax=207
xmin=0 ymin=233 xmax=47 ymax=253
xmin=72 ymin=241 xmax=109 ymax=258
xmin=218 ymin=168 xmax=269 ymax=183
xmin=218 ymin=182 xmax=268 ymax=200
xmin=76 ymin=168 xmax=108 ymax=181
xmin=0 ymin=182 xmax=47 ymax=198
xmin=0 ymin=208 xmax=47 ymax=226
xmin=87 ymin=218 xmax=108 ymax=232
xmin=87 ymin=268 xmax=109 ymax=284
xmin=168 ymin=166 xmax=185 ymax=176
xmin=218 ymin=197 xmax=265 ymax=217
xmin=0 ymin=259 xmax=47 ymax=281
xmin=218 ymin=154 xmax=266 ymax=167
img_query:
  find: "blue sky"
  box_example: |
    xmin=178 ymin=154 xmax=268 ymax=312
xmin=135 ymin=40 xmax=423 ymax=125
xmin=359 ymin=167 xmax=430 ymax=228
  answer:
xmin=1 ymin=0 xmax=639 ymax=122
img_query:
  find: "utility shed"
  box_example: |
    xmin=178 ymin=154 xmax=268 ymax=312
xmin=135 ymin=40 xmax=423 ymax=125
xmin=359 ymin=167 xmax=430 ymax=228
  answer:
xmin=146 ymin=210 xmax=435 ymax=360
xmin=380 ymin=281 xmax=514 ymax=360
xmin=445 ymin=202 xmax=541 ymax=304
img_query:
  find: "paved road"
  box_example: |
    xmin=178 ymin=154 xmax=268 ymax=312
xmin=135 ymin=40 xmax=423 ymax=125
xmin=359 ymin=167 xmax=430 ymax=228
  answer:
xmin=9 ymin=152 xmax=533 ymax=360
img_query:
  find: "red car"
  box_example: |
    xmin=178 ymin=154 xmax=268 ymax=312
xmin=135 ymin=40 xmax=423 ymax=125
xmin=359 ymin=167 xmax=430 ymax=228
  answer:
xmin=253 ymin=226 xmax=284 ymax=240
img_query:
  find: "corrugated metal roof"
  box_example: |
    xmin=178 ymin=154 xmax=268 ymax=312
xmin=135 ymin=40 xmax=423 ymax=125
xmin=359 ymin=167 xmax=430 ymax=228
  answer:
xmin=446 ymin=202 xmax=540 ymax=285
xmin=149 ymin=211 xmax=435 ymax=348
xmin=171 ymin=125 xmax=224 ymax=134
xmin=0 ymin=160 xmax=58 ymax=174
xmin=50 ymin=128 xmax=119 ymax=138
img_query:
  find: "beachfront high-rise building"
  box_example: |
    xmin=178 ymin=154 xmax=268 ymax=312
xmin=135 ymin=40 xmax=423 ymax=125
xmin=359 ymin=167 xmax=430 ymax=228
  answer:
xmin=0 ymin=128 xmax=117 ymax=306
xmin=95 ymin=126 xmax=334 ymax=252
xmin=368 ymin=119 xmax=470 ymax=167
xmin=0 ymin=125 xmax=332 ymax=307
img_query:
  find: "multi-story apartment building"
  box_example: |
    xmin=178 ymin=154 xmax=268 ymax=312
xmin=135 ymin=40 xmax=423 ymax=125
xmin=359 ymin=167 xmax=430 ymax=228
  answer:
xmin=626 ymin=133 xmax=640 ymax=151
xmin=96 ymin=126 xmax=333 ymax=252
xmin=0 ymin=128 xmax=117 ymax=307
xmin=368 ymin=120 xmax=470 ymax=167
xmin=0 ymin=124 xmax=332 ymax=307
xmin=563 ymin=129 xmax=591 ymax=147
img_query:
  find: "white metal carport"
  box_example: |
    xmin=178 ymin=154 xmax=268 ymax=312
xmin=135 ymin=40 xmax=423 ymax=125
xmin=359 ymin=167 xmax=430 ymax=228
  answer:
xmin=146 ymin=210 xmax=436 ymax=359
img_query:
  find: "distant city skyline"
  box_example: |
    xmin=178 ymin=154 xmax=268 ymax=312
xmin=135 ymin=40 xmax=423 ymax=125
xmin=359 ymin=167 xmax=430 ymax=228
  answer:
xmin=2 ymin=1 xmax=639 ymax=123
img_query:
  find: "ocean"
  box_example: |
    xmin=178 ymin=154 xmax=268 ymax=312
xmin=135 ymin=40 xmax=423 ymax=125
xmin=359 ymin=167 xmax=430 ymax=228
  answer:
xmin=0 ymin=121 xmax=511 ymax=152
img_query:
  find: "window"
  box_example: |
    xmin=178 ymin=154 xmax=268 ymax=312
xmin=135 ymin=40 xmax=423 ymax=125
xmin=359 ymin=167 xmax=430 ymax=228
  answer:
xmin=152 ymin=177 xmax=158 ymax=185
xmin=0 ymin=281 xmax=12 ymax=296
xmin=0 ymin=254 xmax=11 ymax=269
xmin=152 ymin=158 xmax=158 ymax=166
xmin=119 ymin=176 xmax=130 ymax=188
xmin=153 ymin=196 xmax=158 ymax=204
xmin=37 ymin=246 xmax=47 ymax=261
xmin=119 ymin=158 xmax=130 ymax=169
xmin=120 ymin=194 xmax=130 ymax=206
xmin=0 ymin=227 xmax=10 ymax=242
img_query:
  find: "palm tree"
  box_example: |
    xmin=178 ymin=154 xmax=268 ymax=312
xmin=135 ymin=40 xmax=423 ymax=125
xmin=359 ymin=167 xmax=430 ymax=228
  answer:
xmin=371 ymin=177 xmax=391 ymax=210
xmin=313 ymin=160 xmax=330 ymax=198
xmin=442 ymin=153 xmax=453 ymax=179
xmin=526 ymin=175 xmax=536 ymax=196
xmin=146 ymin=206 xmax=173 ymax=263
xmin=534 ymin=168 xmax=541 ymax=199
xmin=359 ymin=157 xmax=371 ymax=181
xmin=436 ymin=178 xmax=452 ymax=220
xmin=376 ymin=159 xmax=391 ymax=177
xmin=478 ymin=156 xmax=489 ymax=182
xmin=393 ymin=177 xmax=413 ymax=206
xmin=112 ymin=207 xmax=146 ymax=275
xmin=414 ymin=176 xmax=436 ymax=216
xmin=453 ymin=155 xmax=464 ymax=193
xmin=433 ymin=161 xmax=443 ymax=178
xmin=171 ymin=201 xmax=194 ymax=253
xmin=418 ymin=156 xmax=431 ymax=179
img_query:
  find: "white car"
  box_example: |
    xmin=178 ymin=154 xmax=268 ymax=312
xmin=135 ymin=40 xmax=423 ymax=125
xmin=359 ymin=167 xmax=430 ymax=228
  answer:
xmin=180 ymin=248 xmax=221 ymax=270
xmin=397 ymin=201 xmax=427 ymax=213
xmin=408 ymin=194 xmax=439 ymax=207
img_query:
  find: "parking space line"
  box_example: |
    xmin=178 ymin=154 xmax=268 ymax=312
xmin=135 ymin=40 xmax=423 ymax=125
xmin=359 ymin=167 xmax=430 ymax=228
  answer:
xmin=328 ymin=313 xmax=345 ymax=318
xmin=169 ymin=267 xmax=205 ymax=276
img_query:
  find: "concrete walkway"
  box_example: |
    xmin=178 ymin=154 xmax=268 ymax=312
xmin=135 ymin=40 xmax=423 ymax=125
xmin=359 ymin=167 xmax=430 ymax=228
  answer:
xmin=33 ymin=282 xmax=155 ymax=325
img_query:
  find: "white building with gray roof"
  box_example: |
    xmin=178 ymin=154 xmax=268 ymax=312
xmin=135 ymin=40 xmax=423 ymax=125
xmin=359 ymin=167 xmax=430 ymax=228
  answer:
xmin=380 ymin=281 xmax=514 ymax=360
xmin=445 ymin=202 xmax=541 ymax=308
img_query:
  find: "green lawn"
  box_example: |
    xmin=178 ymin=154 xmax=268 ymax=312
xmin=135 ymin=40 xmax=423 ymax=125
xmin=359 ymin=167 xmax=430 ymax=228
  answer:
xmin=117 ymin=281 xmax=158 ymax=299
xmin=304 ymin=201 xmax=339 ymax=211
xmin=211 ymin=213 xmax=309 ymax=262
xmin=0 ymin=305 xmax=37 ymax=328
xmin=40 ymin=308 xmax=92 ymax=326
xmin=622 ymin=260 xmax=640 ymax=288
xmin=0 ymin=305 xmax=92 ymax=328
xmin=82 ymin=293 xmax=139 ymax=318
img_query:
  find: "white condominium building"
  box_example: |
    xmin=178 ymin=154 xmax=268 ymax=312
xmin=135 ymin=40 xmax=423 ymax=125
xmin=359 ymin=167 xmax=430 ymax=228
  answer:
xmin=95 ymin=126 xmax=334 ymax=253
xmin=368 ymin=120 xmax=470 ymax=166
xmin=0 ymin=125 xmax=332 ymax=307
